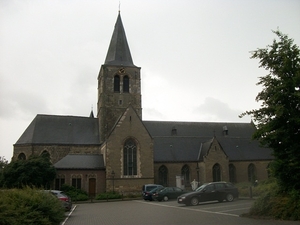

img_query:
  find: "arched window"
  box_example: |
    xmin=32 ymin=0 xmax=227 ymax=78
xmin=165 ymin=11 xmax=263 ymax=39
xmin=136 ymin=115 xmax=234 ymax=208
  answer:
xmin=248 ymin=163 xmax=256 ymax=183
xmin=123 ymin=75 xmax=129 ymax=93
xmin=114 ymin=75 xmax=120 ymax=92
xmin=123 ymin=139 xmax=137 ymax=176
xmin=41 ymin=150 xmax=50 ymax=159
xmin=213 ymin=163 xmax=221 ymax=182
xmin=18 ymin=153 xmax=26 ymax=160
xmin=229 ymin=164 xmax=236 ymax=183
xmin=159 ymin=165 xmax=168 ymax=186
xmin=181 ymin=165 xmax=190 ymax=185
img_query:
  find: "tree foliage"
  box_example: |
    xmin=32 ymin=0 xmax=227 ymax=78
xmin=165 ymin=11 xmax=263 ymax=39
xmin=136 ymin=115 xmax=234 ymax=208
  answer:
xmin=240 ymin=30 xmax=300 ymax=191
xmin=1 ymin=154 xmax=56 ymax=188
xmin=0 ymin=156 xmax=8 ymax=170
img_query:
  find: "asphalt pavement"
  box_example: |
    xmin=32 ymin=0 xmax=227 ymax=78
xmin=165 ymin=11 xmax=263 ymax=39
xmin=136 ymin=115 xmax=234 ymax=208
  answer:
xmin=62 ymin=199 xmax=299 ymax=225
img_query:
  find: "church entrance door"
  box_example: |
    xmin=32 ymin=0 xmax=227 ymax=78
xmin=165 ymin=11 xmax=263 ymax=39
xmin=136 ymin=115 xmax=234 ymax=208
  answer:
xmin=89 ymin=178 xmax=96 ymax=197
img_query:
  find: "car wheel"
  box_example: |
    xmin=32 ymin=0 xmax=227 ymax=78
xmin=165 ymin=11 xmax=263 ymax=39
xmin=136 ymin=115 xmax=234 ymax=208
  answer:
xmin=226 ymin=193 xmax=234 ymax=202
xmin=190 ymin=197 xmax=199 ymax=206
xmin=163 ymin=196 xmax=169 ymax=201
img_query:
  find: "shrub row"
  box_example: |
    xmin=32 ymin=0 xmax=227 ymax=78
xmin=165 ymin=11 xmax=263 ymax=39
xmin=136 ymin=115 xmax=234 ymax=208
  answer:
xmin=60 ymin=184 xmax=89 ymax=201
xmin=95 ymin=192 xmax=122 ymax=200
xmin=0 ymin=187 xmax=65 ymax=225
xmin=245 ymin=179 xmax=300 ymax=221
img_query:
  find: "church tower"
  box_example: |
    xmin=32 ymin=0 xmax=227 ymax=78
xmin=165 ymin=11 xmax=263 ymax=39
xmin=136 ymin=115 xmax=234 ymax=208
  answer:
xmin=97 ymin=12 xmax=142 ymax=142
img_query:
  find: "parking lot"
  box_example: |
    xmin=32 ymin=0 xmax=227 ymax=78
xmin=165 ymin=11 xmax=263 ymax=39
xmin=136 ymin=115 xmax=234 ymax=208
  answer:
xmin=63 ymin=199 xmax=299 ymax=225
xmin=142 ymin=199 xmax=253 ymax=217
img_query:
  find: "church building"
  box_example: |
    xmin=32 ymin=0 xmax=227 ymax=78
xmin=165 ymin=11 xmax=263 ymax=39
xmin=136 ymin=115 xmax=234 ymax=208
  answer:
xmin=13 ymin=12 xmax=273 ymax=196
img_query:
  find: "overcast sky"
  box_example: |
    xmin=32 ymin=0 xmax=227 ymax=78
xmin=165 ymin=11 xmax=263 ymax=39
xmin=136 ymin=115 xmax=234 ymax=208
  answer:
xmin=1 ymin=0 xmax=300 ymax=162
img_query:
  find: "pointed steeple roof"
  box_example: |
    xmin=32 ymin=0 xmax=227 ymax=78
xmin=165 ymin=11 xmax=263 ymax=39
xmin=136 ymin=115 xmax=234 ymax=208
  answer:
xmin=104 ymin=12 xmax=135 ymax=66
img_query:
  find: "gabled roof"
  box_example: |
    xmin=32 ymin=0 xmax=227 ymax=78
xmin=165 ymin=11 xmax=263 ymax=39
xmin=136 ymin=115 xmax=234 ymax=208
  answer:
xmin=54 ymin=154 xmax=104 ymax=169
xmin=104 ymin=12 xmax=135 ymax=67
xmin=152 ymin=137 xmax=205 ymax=162
xmin=143 ymin=120 xmax=273 ymax=162
xmin=15 ymin=114 xmax=100 ymax=145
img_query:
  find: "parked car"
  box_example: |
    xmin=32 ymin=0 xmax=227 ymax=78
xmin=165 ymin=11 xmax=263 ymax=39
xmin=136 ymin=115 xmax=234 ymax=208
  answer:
xmin=177 ymin=181 xmax=238 ymax=206
xmin=143 ymin=186 xmax=165 ymax=201
xmin=153 ymin=187 xmax=187 ymax=201
xmin=142 ymin=184 xmax=163 ymax=200
xmin=45 ymin=190 xmax=72 ymax=211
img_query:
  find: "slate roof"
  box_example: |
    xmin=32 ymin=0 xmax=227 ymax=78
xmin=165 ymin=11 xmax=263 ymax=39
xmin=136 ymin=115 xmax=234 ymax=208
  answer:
xmin=15 ymin=114 xmax=273 ymax=163
xmin=104 ymin=12 xmax=135 ymax=67
xmin=54 ymin=154 xmax=104 ymax=169
xmin=15 ymin=114 xmax=100 ymax=145
xmin=143 ymin=121 xmax=273 ymax=162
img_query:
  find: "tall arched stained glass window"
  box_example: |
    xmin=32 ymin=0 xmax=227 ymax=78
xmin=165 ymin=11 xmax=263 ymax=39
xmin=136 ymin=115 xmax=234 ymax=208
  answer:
xmin=213 ymin=163 xmax=221 ymax=182
xmin=159 ymin=165 xmax=168 ymax=186
xmin=181 ymin=165 xmax=190 ymax=185
xmin=123 ymin=139 xmax=137 ymax=175
xmin=229 ymin=164 xmax=236 ymax=183
xmin=248 ymin=163 xmax=256 ymax=183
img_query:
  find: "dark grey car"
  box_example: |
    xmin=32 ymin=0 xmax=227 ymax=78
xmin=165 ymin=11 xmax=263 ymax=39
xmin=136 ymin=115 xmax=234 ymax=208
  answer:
xmin=177 ymin=182 xmax=238 ymax=206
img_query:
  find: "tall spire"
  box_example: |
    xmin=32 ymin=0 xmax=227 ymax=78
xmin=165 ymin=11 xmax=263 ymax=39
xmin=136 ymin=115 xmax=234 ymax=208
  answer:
xmin=104 ymin=12 xmax=135 ymax=66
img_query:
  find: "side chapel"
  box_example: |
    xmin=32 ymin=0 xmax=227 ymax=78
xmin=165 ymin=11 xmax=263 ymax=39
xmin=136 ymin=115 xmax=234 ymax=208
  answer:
xmin=13 ymin=12 xmax=273 ymax=196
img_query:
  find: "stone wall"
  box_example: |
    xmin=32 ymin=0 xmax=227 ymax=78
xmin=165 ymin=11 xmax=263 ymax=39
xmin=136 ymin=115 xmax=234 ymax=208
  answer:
xmin=56 ymin=169 xmax=106 ymax=195
xmin=104 ymin=106 xmax=154 ymax=193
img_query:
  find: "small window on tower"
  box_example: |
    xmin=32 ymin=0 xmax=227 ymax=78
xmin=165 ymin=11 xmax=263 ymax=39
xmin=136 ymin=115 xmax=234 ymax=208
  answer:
xmin=123 ymin=75 xmax=129 ymax=93
xmin=114 ymin=75 xmax=120 ymax=92
xmin=171 ymin=127 xmax=177 ymax=136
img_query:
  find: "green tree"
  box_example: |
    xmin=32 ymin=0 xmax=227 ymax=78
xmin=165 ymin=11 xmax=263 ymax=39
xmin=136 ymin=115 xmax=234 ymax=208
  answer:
xmin=0 ymin=156 xmax=8 ymax=170
xmin=240 ymin=30 xmax=300 ymax=191
xmin=1 ymin=154 xmax=56 ymax=188
xmin=0 ymin=156 xmax=9 ymax=186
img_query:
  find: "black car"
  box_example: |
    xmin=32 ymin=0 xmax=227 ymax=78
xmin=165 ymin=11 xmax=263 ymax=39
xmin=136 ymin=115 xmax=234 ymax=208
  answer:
xmin=153 ymin=187 xmax=187 ymax=201
xmin=143 ymin=186 xmax=164 ymax=201
xmin=142 ymin=184 xmax=163 ymax=200
xmin=177 ymin=182 xmax=238 ymax=206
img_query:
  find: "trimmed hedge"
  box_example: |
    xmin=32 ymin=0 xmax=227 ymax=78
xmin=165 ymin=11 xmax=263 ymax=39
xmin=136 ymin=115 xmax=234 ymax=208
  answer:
xmin=60 ymin=184 xmax=89 ymax=201
xmin=0 ymin=187 xmax=65 ymax=225
xmin=95 ymin=192 xmax=122 ymax=200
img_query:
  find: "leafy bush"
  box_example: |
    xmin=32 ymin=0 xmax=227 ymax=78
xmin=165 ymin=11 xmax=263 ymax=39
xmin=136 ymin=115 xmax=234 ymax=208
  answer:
xmin=60 ymin=184 xmax=89 ymax=201
xmin=236 ymin=179 xmax=277 ymax=198
xmin=1 ymin=155 xmax=56 ymax=189
xmin=247 ymin=179 xmax=300 ymax=220
xmin=95 ymin=192 xmax=122 ymax=200
xmin=0 ymin=187 xmax=65 ymax=225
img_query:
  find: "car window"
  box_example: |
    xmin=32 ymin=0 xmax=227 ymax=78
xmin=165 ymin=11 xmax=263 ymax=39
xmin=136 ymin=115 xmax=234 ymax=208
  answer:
xmin=159 ymin=188 xmax=166 ymax=192
xmin=167 ymin=187 xmax=173 ymax=192
xmin=215 ymin=183 xmax=225 ymax=190
xmin=146 ymin=186 xmax=156 ymax=191
xmin=174 ymin=187 xmax=182 ymax=192
xmin=205 ymin=184 xmax=215 ymax=192
xmin=196 ymin=183 xmax=208 ymax=192
xmin=225 ymin=183 xmax=234 ymax=188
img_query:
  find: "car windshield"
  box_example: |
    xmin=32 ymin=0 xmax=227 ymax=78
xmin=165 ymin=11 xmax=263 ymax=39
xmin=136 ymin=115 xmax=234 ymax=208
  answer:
xmin=195 ymin=183 xmax=208 ymax=192
xmin=150 ymin=187 xmax=163 ymax=193
xmin=159 ymin=188 xmax=167 ymax=192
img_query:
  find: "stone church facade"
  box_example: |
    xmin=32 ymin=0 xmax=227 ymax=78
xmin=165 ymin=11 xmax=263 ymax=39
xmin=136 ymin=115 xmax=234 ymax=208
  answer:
xmin=13 ymin=12 xmax=273 ymax=196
